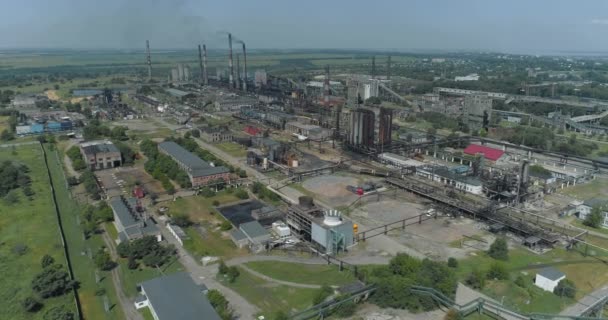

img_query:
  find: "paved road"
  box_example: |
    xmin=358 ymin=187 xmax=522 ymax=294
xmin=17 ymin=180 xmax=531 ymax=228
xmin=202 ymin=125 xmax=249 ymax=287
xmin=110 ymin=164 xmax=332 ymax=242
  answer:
xmin=101 ymin=227 xmax=144 ymax=320
xmin=157 ymin=221 xmax=259 ymax=319
xmin=560 ymin=286 xmax=608 ymax=317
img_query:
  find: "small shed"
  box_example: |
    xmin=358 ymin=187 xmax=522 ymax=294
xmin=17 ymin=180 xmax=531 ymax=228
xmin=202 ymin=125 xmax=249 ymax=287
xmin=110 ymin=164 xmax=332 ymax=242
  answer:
xmin=535 ymin=267 xmax=565 ymax=292
xmin=524 ymin=236 xmax=541 ymax=250
xmin=239 ymin=221 xmax=271 ymax=250
xmin=230 ymin=229 xmax=248 ymax=249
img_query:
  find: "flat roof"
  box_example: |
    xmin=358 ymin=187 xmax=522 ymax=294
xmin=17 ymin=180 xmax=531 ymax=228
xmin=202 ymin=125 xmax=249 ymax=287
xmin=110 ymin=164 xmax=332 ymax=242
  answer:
xmin=110 ymin=197 xmax=138 ymax=228
xmin=159 ymin=141 xmax=230 ymax=178
xmin=139 ymin=272 xmax=221 ymax=320
xmin=81 ymin=141 xmax=120 ymax=155
xmin=239 ymin=220 xmax=270 ymax=239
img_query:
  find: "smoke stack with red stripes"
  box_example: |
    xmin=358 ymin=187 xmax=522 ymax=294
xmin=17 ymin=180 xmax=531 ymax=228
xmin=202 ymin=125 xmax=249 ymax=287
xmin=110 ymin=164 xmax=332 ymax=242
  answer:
xmin=203 ymin=44 xmax=208 ymax=85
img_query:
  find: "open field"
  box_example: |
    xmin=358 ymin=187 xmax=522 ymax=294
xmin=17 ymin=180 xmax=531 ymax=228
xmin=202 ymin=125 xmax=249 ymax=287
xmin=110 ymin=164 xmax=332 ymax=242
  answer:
xmin=0 ymin=115 xmax=10 ymax=133
xmin=557 ymin=178 xmax=608 ymax=199
xmin=220 ymin=266 xmax=319 ymax=318
xmin=45 ymin=145 xmax=124 ymax=320
xmin=244 ymin=261 xmax=356 ymax=286
xmin=215 ymin=142 xmax=248 ymax=158
xmin=164 ymin=190 xmax=241 ymax=223
xmin=182 ymin=225 xmax=247 ymax=261
xmin=456 ymin=246 xmax=608 ymax=313
xmin=0 ymin=143 xmax=74 ymax=320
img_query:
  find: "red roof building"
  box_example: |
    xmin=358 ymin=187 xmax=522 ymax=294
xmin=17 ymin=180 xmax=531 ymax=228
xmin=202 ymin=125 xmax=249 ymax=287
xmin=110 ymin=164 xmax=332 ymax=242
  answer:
xmin=133 ymin=186 xmax=145 ymax=199
xmin=463 ymin=144 xmax=505 ymax=161
xmin=244 ymin=125 xmax=261 ymax=136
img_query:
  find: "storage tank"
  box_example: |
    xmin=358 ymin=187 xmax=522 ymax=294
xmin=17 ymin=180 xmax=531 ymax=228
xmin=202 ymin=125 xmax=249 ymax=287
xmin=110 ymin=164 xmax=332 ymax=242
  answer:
xmin=348 ymin=108 xmax=375 ymax=147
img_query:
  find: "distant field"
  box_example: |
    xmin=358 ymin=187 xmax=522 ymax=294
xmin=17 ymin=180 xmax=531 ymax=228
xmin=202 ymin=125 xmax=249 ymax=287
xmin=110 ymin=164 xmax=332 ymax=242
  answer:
xmin=0 ymin=143 xmax=74 ymax=320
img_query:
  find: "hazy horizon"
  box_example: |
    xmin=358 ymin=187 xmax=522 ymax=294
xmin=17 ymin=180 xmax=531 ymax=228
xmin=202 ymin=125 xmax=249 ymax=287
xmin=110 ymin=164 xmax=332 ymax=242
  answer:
xmin=2 ymin=0 xmax=608 ymax=55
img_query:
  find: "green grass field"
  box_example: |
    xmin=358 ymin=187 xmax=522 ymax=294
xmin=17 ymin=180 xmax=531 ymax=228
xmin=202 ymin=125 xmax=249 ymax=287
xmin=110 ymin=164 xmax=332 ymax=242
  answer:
xmin=0 ymin=143 xmax=75 ymax=320
xmin=182 ymin=225 xmax=246 ymax=261
xmin=220 ymin=266 xmax=319 ymax=318
xmin=456 ymin=247 xmax=608 ymax=313
xmin=44 ymin=145 xmax=124 ymax=320
xmin=215 ymin=142 xmax=248 ymax=158
xmin=558 ymin=178 xmax=608 ymax=199
xmin=244 ymin=261 xmax=356 ymax=286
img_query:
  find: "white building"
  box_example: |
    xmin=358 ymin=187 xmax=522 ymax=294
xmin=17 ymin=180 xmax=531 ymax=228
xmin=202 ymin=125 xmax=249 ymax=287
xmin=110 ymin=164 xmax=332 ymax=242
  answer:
xmin=166 ymin=223 xmax=189 ymax=246
xmin=272 ymin=222 xmax=291 ymax=238
xmin=416 ymin=166 xmax=483 ymax=195
xmin=378 ymin=153 xmax=425 ymax=168
xmin=577 ymin=198 xmax=608 ymax=228
xmin=535 ymin=267 xmax=565 ymax=292
xmin=455 ymin=74 xmax=480 ymax=81
xmin=362 ymin=79 xmax=380 ymax=100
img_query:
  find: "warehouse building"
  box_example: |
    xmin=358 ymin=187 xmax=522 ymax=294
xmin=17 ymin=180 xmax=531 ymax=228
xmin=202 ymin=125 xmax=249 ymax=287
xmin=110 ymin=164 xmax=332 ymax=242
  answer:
xmin=200 ymin=127 xmax=233 ymax=143
xmin=416 ymin=165 xmax=483 ymax=195
xmin=80 ymin=140 xmax=122 ymax=170
xmin=158 ymin=141 xmax=231 ymax=187
xmin=134 ymin=272 xmax=221 ymax=320
xmin=110 ymin=197 xmax=161 ymax=243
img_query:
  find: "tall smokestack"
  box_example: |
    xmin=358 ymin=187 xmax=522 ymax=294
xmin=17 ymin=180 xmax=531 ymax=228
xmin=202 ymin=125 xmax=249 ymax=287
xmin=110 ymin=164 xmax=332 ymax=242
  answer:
xmin=203 ymin=44 xmax=208 ymax=85
xmin=371 ymin=56 xmax=376 ymax=79
xmin=228 ymin=33 xmax=234 ymax=88
xmin=146 ymin=40 xmax=152 ymax=81
xmin=198 ymin=45 xmax=204 ymax=84
xmin=242 ymin=42 xmax=247 ymax=92
xmin=236 ymin=54 xmax=241 ymax=90
xmin=387 ymin=55 xmax=391 ymax=80
xmin=324 ymin=65 xmax=330 ymax=106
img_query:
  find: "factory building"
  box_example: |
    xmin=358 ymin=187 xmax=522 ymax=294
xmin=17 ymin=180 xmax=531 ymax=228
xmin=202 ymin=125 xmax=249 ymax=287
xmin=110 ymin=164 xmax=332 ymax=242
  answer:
xmin=110 ymin=196 xmax=161 ymax=243
xmin=347 ymin=108 xmax=375 ymax=148
xmin=254 ymin=70 xmax=267 ymax=88
xmin=376 ymin=107 xmax=393 ymax=146
xmin=214 ymin=96 xmax=257 ymax=112
xmin=363 ymin=79 xmax=380 ymax=101
xmin=158 ymin=141 xmax=231 ymax=187
xmin=80 ymin=140 xmax=122 ymax=170
xmin=463 ymin=144 xmax=507 ymax=163
xmin=286 ymin=197 xmax=354 ymax=255
xmin=200 ymin=127 xmax=233 ymax=143
xmin=416 ymin=165 xmax=483 ymax=194
xmin=463 ymin=93 xmax=492 ymax=131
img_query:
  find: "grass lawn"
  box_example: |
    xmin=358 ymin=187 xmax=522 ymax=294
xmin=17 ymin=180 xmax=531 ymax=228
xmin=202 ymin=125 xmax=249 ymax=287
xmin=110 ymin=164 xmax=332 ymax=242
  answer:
xmin=166 ymin=190 xmax=240 ymax=223
xmin=220 ymin=266 xmax=319 ymax=318
xmin=558 ymin=178 xmax=608 ymax=199
xmin=0 ymin=115 xmax=10 ymax=133
xmin=244 ymin=261 xmax=356 ymax=286
xmin=456 ymin=246 xmax=608 ymax=313
xmin=140 ymin=307 xmax=155 ymax=320
xmin=117 ymin=256 xmax=184 ymax=298
xmin=571 ymin=219 xmax=608 ymax=237
xmin=0 ymin=144 xmax=74 ymax=320
xmin=182 ymin=225 xmax=247 ymax=261
xmin=215 ymin=142 xmax=248 ymax=158
xmin=45 ymin=145 xmax=124 ymax=320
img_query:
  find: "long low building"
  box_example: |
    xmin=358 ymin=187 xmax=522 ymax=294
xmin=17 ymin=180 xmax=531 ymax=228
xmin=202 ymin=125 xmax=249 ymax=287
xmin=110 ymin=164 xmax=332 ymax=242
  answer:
xmin=416 ymin=165 xmax=483 ymax=195
xmin=110 ymin=196 xmax=161 ymax=243
xmin=135 ymin=272 xmax=221 ymax=320
xmin=158 ymin=141 xmax=231 ymax=187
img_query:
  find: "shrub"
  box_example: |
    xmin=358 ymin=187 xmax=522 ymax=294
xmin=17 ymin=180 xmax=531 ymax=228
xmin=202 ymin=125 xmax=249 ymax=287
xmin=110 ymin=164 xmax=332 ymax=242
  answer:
xmin=212 ymin=200 xmax=220 ymax=206
xmin=43 ymin=305 xmax=74 ymax=320
xmin=94 ymin=249 xmax=116 ymax=271
xmin=172 ymin=213 xmax=192 ymax=227
xmin=465 ymin=268 xmax=486 ymax=289
xmin=486 ymin=262 xmax=509 ymax=280
xmin=312 ymin=284 xmax=333 ymax=305
xmin=41 ymin=254 xmax=55 ymax=268
xmin=554 ymin=279 xmax=576 ymax=298
xmin=488 ymin=237 xmax=509 ymax=261
xmin=127 ymin=256 xmax=138 ymax=270
xmin=220 ymin=220 xmax=232 ymax=231
xmin=235 ymin=189 xmax=249 ymax=200
xmin=22 ymin=296 xmax=42 ymax=312
xmin=447 ymin=257 xmax=458 ymax=268
xmin=514 ymin=275 xmax=527 ymax=288
xmin=31 ymin=264 xmax=76 ymax=298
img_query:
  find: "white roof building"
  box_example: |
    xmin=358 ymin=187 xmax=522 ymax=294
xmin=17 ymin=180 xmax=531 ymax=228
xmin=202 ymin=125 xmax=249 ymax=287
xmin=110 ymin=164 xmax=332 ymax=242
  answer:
xmin=534 ymin=267 xmax=565 ymax=292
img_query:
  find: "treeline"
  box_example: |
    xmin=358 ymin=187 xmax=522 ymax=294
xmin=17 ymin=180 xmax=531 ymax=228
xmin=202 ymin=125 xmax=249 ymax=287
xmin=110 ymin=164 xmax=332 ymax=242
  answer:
xmin=0 ymin=160 xmax=34 ymax=204
xmin=359 ymin=253 xmax=457 ymax=312
xmin=416 ymin=112 xmax=461 ymax=131
xmin=140 ymin=139 xmax=190 ymax=194
xmin=83 ymin=119 xmax=129 ymax=141
xmin=497 ymin=126 xmax=598 ymax=156
xmin=116 ymin=236 xmax=176 ymax=270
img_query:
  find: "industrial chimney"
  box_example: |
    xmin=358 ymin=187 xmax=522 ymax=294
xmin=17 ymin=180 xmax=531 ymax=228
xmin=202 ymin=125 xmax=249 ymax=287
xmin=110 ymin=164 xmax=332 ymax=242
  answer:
xmin=323 ymin=65 xmax=330 ymax=106
xmin=371 ymin=56 xmax=376 ymax=79
xmin=146 ymin=40 xmax=152 ymax=81
xmin=198 ymin=45 xmax=204 ymax=84
xmin=228 ymin=33 xmax=234 ymax=88
xmin=242 ymin=42 xmax=247 ymax=92
xmin=203 ymin=44 xmax=209 ymax=85
xmin=235 ymin=54 xmax=241 ymax=90
xmin=387 ymin=56 xmax=391 ymax=80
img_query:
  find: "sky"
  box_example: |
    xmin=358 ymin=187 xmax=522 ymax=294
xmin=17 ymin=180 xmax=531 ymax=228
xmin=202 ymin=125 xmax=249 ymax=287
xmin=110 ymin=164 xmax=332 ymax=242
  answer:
xmin=1 ymin=0 xmax=608 ymax=54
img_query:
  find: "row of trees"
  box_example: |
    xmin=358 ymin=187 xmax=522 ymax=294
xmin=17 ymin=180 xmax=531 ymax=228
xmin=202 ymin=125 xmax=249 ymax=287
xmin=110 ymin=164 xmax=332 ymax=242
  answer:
xmin=140 ymin=139 xmax=188 ymax=194
xmin=251 ymin=182 xmax=280 ymax=202
xmin=116 ymin=236 xmax=176 ymax=270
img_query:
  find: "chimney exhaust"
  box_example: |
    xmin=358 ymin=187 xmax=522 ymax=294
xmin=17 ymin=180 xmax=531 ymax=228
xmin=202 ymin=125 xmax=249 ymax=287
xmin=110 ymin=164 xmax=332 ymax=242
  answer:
xmin=146 ymin=40 xmax=152 ymax=81
xmin=242 ymin=42 xmax=247 ymax=92
xmin=203 ymin=44 xmax=208 ymax=85
xmin=228 ymin=33 xmax=234 ymax=88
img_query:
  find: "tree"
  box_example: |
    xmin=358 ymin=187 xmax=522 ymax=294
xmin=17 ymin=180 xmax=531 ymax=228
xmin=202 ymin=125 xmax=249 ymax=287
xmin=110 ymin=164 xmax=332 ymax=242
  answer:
xmin=116 ymin=242 xmax=131 ymax=258
xmin=235 ymin=189 xmax=249 ymax=200
xmin=218 ymin=260 xmax=229 ymax=275
xmin=207 ymin=289 xmax=233 ymax=320
xmin=554 ymin=279 xmax=576 ymax=298
xmin=191 ymin=129 xmax=200 ymax=138
xmin=4 ymin=189 xmax=19 ymax=204
xmin=226 ymin=266 xmax=240 ymax=283
xmin=514 ymin=275 xmax=527 ymax=288
xmin=486 ymin=262 xmax=508 ymax=280
xmin=172 ymin=214 xmax=192 ymax=227
xmin=94 ymin=249 xmax=115 ymax=271
xmin=22 ymin=296 xmax=42 ymax=312
xmin=465 ymin=268 xmax=486 ymax=289
xmin=23 ymin=185 xmax=35 ymax=197
xmin=0 ymin=129 xmax=14 ymax=141
xmin=584 ymin=206 xmax=603 ymax=229
xmin=447 ymin=257 xmax=458 ymax=268
xmin=31 ymin=264 xmax=76 ymax=298
xmin=220 ymin=220 xmax=232 ymax=231
xmin=94 ymin=203 xmax=113 ymax=222
xmin=312 ymin=284 xmax=333 ymax=305
xmin=127 ymin=256 xmax=138 ymax=270
xmin=43 ymin=305 xmax=74 ymax=320
xmin=41 ymin=254 xmax=55 ymax=268
xmin=488 ymin=237 xmax=509 ymax=261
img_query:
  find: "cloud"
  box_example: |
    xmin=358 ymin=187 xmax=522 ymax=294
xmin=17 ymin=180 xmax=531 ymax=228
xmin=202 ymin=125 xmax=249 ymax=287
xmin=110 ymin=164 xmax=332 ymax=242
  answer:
xmin=591 ymin=19 xmax=608 ymax=25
